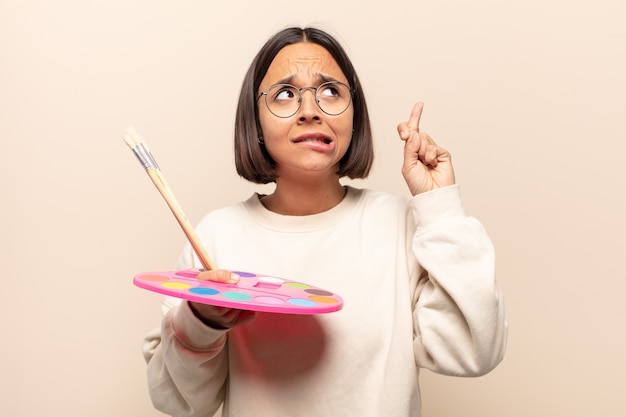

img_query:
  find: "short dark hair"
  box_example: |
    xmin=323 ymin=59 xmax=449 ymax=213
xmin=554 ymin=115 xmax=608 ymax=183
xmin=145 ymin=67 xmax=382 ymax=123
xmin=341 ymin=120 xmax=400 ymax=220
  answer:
xmin=234 ymin=26 xmax=374 ymax=184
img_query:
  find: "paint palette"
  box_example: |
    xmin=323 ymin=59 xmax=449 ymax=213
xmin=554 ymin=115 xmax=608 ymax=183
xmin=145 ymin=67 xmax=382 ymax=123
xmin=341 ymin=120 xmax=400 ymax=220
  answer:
xmin=134 ymin=269 xmax=344 ymax=314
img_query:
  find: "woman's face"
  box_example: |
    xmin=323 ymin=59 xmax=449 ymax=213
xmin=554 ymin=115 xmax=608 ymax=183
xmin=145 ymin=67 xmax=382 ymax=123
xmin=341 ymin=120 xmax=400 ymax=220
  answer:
xmin=257 ymin=42 xmax=354 ymax=181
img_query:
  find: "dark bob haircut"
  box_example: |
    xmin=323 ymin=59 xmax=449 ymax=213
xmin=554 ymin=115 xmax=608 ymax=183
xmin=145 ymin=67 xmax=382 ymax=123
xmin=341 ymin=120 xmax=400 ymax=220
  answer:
xmin=234 ymin=26 xmax=374 ymax=184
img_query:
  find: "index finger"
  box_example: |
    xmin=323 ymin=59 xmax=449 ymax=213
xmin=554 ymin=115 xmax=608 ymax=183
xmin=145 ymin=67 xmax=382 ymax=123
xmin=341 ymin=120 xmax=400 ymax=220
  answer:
xmin=407 ymin=102 xmax=424 ymax=132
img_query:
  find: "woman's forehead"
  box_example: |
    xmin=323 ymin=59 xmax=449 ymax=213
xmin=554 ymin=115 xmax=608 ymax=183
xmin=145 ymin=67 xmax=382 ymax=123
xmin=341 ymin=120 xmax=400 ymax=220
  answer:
xmin=261 ymin=43 xmax=347 ymax=87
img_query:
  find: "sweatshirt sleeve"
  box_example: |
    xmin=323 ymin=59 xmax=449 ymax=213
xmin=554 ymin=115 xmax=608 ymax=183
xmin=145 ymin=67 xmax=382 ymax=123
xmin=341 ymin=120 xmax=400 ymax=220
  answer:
xmin=141 ymin=244 xmax=229 ymax=417
xmin=409 ymin=185 xmax=508 ymax=376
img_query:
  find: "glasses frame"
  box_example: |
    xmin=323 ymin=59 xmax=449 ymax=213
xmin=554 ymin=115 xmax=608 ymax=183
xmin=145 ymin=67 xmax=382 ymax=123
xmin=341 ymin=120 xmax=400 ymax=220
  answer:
xmin=257 ymin=81 xmax=354 ymax=118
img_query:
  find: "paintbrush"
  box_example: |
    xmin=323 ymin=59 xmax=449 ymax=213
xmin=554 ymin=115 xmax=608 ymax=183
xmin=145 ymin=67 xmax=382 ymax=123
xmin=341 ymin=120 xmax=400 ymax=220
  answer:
xmin=123 ymin=128 xmax=216 ymax=271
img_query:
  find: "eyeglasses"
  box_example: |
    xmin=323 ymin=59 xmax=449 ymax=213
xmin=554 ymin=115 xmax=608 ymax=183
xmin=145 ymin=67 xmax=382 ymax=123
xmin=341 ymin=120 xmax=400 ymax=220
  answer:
xmin=257 ymin=81 xmax=354 ymax=118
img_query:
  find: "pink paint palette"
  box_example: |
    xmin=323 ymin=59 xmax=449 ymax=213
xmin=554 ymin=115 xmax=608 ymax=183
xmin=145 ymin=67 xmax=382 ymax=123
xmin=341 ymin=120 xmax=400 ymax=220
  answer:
xmin=134 ymin=269 xmax=344 ymax=314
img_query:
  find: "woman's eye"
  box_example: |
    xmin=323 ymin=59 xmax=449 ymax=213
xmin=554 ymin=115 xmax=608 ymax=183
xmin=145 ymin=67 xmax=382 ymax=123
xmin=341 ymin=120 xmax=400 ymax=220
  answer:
xmin=274 ymin=88 xmax=296 ymax=101
xmin=319 ymin=84 xmax=340 ymax=98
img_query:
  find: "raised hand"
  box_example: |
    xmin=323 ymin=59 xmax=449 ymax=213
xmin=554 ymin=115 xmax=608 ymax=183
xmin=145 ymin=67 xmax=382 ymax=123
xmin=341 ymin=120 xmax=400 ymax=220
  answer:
xmin=397 ymin=102 xmax=455 ymax=195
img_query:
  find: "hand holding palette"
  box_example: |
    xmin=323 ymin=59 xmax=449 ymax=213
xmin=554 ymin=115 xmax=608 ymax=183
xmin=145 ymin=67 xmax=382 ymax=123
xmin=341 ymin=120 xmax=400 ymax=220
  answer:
xmin=124 ymin=129 xmax=343 ymax=315
xmin=134 ymin=269 xmax=344 ymax=314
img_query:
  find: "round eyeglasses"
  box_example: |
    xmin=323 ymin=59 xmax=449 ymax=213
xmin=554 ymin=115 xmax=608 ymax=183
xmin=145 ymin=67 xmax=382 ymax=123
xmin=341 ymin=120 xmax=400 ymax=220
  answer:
xmin=257 ymin=81 xmax=354 ymax=118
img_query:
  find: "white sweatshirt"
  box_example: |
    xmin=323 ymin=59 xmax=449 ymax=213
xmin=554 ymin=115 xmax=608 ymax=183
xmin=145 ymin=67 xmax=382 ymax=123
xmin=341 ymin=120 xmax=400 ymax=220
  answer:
xmin=142 ymin=185 xmax=507 ymax=417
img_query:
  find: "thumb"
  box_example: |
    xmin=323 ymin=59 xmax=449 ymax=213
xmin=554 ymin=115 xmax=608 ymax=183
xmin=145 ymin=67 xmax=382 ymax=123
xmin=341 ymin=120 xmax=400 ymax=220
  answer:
xmin=197 ymin=269 xmax=240 ymax=284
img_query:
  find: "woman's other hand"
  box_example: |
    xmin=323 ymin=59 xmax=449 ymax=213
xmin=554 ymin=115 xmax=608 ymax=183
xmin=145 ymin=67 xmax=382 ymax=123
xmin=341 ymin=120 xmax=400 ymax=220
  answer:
xmin=397 ymin=102 xmax=456 ymax=195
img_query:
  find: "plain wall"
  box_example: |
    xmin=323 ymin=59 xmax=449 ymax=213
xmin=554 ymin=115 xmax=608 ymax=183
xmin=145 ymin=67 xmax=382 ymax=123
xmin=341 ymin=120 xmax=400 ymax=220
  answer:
xmin=1 ymin=0 xmax=624 ymax=416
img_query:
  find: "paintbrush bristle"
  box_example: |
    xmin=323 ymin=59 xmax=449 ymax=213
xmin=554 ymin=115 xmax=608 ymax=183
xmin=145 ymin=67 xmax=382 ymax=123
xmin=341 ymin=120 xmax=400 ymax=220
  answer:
xmin=123 ymin=127 xmax=144 ymax=149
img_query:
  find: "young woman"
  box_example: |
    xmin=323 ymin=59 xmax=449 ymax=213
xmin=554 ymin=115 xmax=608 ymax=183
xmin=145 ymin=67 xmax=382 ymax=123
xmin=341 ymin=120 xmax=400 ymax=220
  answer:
xmin=142 ymin=26 xmax=507 ymax=417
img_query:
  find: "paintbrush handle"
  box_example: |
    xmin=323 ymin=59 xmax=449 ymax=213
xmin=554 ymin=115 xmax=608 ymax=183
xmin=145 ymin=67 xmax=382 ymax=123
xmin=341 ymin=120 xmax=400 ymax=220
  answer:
xmin=146 ymin=169 xmax=216 ymax=271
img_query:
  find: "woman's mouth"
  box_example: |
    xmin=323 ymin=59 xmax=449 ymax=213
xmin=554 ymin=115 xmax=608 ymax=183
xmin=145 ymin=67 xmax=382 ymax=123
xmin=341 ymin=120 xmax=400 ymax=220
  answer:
xmin=292 ymin=134 xmax=335 ymax=152
xmin=293 ymin=134 xmax=332 ymax=145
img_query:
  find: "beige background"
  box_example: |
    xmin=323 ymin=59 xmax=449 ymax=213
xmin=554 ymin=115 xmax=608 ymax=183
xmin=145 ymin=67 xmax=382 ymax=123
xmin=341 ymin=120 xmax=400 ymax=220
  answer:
xmin=1 ymin=0 xmax=624 ymax=416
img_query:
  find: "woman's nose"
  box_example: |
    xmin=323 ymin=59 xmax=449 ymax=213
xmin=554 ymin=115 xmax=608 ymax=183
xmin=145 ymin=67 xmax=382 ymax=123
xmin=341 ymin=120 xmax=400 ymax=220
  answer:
xmin=297 ymin=88 xmax=321 ymax=121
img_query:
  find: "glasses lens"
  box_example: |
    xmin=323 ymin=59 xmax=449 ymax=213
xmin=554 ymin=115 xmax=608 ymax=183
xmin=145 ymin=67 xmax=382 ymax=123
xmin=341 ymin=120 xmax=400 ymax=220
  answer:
xmin=316 ymin=82 xmax=352 ymax=116
xmin=266 ymin=84 xmax=300 ymax=118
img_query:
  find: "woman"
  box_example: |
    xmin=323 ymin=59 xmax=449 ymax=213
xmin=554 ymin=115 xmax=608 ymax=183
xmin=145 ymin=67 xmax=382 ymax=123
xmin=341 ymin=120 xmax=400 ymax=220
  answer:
xmin=143 ymin=26 xmax=507 ymax=417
